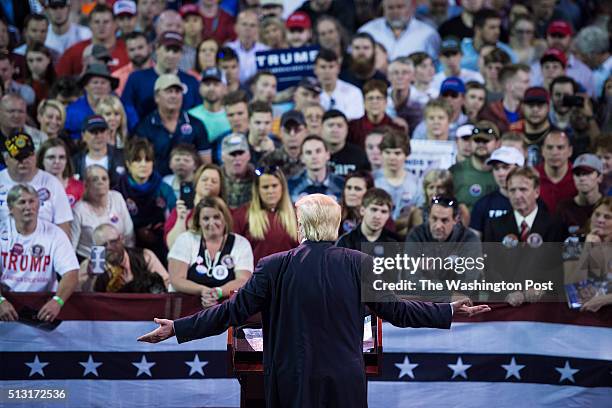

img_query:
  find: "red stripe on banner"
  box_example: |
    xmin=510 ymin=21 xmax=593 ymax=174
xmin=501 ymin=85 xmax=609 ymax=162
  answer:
xmin=4 ymin=293 xmax=612 ymax=327
xmin=452 ymin=302 xmax=612 ymax=327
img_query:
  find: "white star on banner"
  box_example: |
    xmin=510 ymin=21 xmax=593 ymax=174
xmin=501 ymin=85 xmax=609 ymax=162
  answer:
xmin=501 ymin=357 xmax=525 ymax=380
xmin=132 ymin=355 xmax=156 ymax=377
xmin=555 ymin=361 xmax=579 ymax=383
xmin=395 ymin=356 xmax=419 ymax=379
xmin=185 ymin=354 xmax=209 ymax=376
xmin=26 ymin=355 xmax=49 ymax=377
xmin=79 ymin=355 xmax=103 ymax=377
xmin=448 ymin=357 xmax=471 ymax=379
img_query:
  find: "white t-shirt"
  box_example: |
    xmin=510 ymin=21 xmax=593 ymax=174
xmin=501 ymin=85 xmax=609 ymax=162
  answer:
xmin=0 ymin=219 xmax=80 ymax=292
xmin=0 ymin=170 xmax=73 ymax=225
xmin=168 ymin=232 xmax=254 ymax=273
xmin=71 ymin=190 xmax=135 ymax=258
xmin=45 ymin=23 xmax=92 ymax=55
xmin=84 ymin=155 xmax=109 ymax=170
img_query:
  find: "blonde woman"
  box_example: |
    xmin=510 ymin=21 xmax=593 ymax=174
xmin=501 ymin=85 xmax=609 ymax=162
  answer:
xmin=168 ymin=196 xmax=253 ymax=307
xmin=37 ymin=99 xmax=66 ymax=140
xmin=233 ymin=166 xmax=299 ymax=264
xmin=95 ymin=95 xmax=129 ymax=149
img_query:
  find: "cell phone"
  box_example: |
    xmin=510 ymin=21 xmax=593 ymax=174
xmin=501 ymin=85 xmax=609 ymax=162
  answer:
xmin=180 ymin=182 xmax=195 ymax=209
xmin=562 ymin=95 xmax=584 ymax=108
xmin=90 ymin=246 xmax=106 ymax=274
xmin=18 ymin=306 xmax=62 ymax=331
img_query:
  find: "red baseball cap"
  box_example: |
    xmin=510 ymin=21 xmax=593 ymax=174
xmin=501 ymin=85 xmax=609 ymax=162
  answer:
xmin=286 ymin=11 xmax=311 ymax=30
xmin=547 ymin=20 xmax=573 ymax=37
xmin=179 ymin=4 xmax=202 ymax=19
xmin=523 ymin=87 xmax=550 ymax=105
xmin=540 ymin=48 xmax=567 ymax=68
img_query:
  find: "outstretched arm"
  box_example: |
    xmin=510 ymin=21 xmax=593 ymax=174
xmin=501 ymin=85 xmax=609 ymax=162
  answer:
xmin=138 ymin=257 xmax=274 ymax=344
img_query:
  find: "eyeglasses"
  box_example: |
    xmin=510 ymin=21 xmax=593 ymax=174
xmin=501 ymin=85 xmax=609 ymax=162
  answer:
xmin=431 ymin=196 xmax=457 ymax=208
xmin=254 ymin=165 xmax=279 ymax=176
xmin=99 ymin=237 xmax=121 ymax=247
xmin=472 ymin=127 xmax=496 ymax=138
xmin=441 ymin=90 xmax=460 ymax=98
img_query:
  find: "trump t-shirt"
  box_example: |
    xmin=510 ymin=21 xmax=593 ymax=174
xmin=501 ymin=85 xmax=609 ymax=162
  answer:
xmin=0 ymin=169 xmax=73 ymax=225
xmin=0 ymin=219 xmax=79 ymax=292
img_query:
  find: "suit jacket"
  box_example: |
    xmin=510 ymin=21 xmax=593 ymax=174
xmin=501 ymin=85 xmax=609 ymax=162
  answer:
xmin=483 ymin=209 xmax=565 ymax=299
xmin=174 ymin=241 xmax=452 ymax=408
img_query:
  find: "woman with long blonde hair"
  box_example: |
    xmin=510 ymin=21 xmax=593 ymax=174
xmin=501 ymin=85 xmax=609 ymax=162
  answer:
xmin=95 ymin=95 xmax=129 ymax=149
xmin=233 ymin=166 xmax=299 ymax=264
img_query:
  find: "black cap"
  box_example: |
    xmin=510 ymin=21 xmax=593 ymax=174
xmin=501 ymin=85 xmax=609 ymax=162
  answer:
xmin=297 ymin=77 xmax=322 ymax=94
xmin=45 ymin=0 xmax=69 ymax=7
xmin=200 ymin=67 xmax=223 ymax=82
xmin=281 ymin=110 xmax=306 ymax=128
xmin=4 ymin=131 xmax=35 ymax=161
xmin=81 ymin=115 xmax=109 ymax=133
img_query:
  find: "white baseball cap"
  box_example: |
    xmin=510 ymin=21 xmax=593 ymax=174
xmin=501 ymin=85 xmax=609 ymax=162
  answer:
xmin=486 ymin=146 xmax=525 ymax=166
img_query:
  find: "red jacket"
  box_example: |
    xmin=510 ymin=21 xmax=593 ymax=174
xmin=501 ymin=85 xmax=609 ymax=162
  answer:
xmin=56 ymin=39 xmax=129 ymax=77
xmin=478 ymin=100 xmax=521 ymax=134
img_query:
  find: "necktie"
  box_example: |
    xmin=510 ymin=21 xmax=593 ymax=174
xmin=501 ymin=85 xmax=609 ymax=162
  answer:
xmin=520 ymin=220 xmax=529 ymax=242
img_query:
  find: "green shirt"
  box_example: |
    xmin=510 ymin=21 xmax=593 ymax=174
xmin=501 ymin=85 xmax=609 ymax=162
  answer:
xmin=188 ymin=105 xmax=231 ymax=142
xmin=450 ymin=158 xmax=497 ymax=210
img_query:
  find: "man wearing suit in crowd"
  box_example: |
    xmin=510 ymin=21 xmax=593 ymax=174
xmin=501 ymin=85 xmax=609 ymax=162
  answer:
xmin=483 ymin=166 xmax=565 ymax=306
xmin=138 ymin=194 xmax=489 ymax=407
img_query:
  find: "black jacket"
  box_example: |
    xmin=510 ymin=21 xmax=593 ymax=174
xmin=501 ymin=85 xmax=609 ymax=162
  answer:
xmin=174 ymin=241 xmax=452 ymax=408
xmin=72 ymin=145 xmax=125 ymax=187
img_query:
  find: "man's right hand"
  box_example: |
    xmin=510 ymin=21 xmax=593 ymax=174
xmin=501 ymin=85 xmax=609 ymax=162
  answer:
xmin=451 ymin=298 xmax=491 ymax=317
xmin=0 ymin=300 xmax=18 ymax=321
xmin=137 ymin=318 xmax=175 ymax=343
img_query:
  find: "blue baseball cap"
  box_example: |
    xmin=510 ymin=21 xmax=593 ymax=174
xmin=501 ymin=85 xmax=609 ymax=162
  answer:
xmin=82 ymin=115 xmax=109 ymax=133
xmin=440 ymin=76 xmax=466 ymax=95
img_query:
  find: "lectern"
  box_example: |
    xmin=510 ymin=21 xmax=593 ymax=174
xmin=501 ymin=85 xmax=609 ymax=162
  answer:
xmin=227 ymin=316 xmax=383 ymax=407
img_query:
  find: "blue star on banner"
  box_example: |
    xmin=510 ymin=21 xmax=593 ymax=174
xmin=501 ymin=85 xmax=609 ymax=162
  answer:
xmin=501 ymin=357 xmax=525 ymax=380
xmin=555 ymin=361 xmax=579 ymax=383
xmin=185 ymin=354 xmax=208 ymax=376
xmin=25 ymin=355 xmax=49 ymax=377
xmin=79 ymin=355 xmax=103 ymax=377
xmin=132 ymin=355 xmax=156 ymax=377
xmin=395 ymin=356 xmax=419 ymax=379
xmin=448 ymin=357 xmax=471 ymax=379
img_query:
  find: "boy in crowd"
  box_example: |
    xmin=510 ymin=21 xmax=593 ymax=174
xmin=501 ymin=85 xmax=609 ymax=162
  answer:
xmin=336 ymin=188 xmax=400 ymax=249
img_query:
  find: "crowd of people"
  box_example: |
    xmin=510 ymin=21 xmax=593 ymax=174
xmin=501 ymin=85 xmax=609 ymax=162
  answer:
xmin=0 ymin=0 xmax=611 ymax=323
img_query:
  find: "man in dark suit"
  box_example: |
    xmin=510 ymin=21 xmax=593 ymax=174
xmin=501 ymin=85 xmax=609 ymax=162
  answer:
xmin=138 ymin=194 xmax=489 ymax=407
xmin=483 ymin=166 xmax=565 ymax=306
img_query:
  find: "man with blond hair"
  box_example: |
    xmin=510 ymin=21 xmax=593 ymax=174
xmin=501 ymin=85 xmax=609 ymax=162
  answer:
xmin=138 ymin=194 xmax=489 ymax=406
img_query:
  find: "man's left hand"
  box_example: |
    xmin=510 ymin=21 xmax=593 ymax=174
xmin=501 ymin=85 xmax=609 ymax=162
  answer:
xmin=451 ymin=298 xmax=491 ymax=317
xmin=137 ymin=318 xmax=175 ymax=343
xmin=37 ymin=299 xmax=62 ymax=322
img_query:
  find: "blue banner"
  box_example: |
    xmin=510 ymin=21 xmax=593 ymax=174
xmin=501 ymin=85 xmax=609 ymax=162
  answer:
xmin=255 ymin=46 xmax=320 ymax=91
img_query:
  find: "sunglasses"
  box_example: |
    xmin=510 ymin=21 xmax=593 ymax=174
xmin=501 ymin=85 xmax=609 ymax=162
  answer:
xmin=549 ymin=33 xmax=568 ymax=39
xmin=472 ymin=127 xmax=496 ymax=137
xmin=441 ymin=90 xmax=461 ymax=98
xmin=254 ymin=165 xmax=279 ymax=177
xmin=431 ymin=196 xmax=457 ymax=209
xmin=441 ymin=51 xmax=459 ymax=58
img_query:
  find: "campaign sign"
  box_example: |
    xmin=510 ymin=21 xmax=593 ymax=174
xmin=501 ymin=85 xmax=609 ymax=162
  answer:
xmin=405 ymin=139 xmax=457 ymax=180
xmin=255 ymin=46 xmax=320 ymax=91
